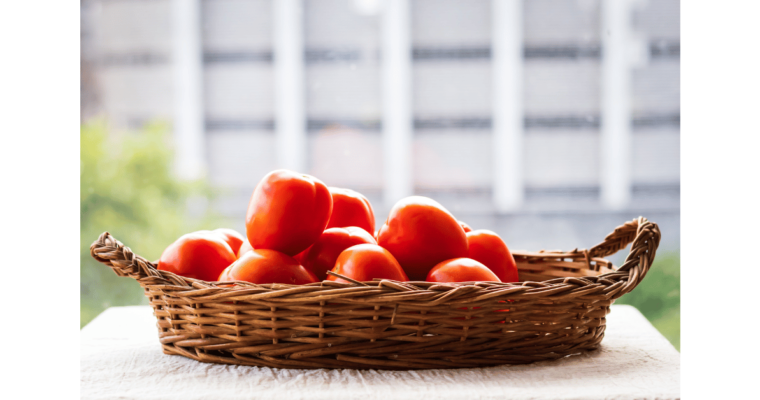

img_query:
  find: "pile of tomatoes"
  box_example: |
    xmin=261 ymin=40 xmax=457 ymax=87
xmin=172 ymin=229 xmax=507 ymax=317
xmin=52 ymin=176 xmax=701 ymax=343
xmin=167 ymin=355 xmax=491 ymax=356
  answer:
xmin=158 ymin=169 xmax=519 ymax=285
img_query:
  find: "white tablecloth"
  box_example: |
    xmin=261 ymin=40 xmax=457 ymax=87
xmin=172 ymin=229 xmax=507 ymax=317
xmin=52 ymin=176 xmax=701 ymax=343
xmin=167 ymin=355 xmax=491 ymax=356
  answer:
xmin=81 ymin=305 xmax=679 ymax=400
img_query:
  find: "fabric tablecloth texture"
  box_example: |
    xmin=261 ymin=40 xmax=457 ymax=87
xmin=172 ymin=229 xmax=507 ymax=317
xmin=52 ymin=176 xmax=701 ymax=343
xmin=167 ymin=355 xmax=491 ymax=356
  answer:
xmin=81 ymin=305 xmax=679 ymax=400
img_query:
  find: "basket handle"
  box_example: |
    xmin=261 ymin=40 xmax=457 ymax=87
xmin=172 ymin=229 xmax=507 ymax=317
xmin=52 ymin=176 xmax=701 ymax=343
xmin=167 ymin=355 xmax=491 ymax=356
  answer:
xmin=90 ymin=231 xmax=192 ymax=287
xmin=589 ymin=216 xmax=661 ymax=299
xmin=90 ymin=217 xmax=661 ymax=298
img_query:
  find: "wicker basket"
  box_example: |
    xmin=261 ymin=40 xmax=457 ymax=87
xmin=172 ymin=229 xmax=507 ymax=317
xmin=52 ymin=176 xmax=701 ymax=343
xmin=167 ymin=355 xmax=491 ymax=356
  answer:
xmin=89 ymin=216 xmax=660 ymax=370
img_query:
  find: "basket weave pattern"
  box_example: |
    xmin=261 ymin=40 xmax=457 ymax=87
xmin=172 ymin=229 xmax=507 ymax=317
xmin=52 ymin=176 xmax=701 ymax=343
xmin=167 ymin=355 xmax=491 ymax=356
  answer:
xmin=90 ymin=217 xmax=660 ymax=370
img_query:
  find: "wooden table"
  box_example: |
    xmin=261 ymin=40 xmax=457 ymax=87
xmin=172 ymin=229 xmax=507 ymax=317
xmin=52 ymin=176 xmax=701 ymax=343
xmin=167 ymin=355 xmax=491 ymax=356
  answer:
xmin=81 ymin=305 xmax=679 ymax=400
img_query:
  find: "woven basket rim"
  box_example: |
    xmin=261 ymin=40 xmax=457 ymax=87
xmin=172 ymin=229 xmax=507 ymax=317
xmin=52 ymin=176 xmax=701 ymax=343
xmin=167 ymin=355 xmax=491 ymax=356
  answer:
xmin=90 ymin=216 xmax=660 ymax=299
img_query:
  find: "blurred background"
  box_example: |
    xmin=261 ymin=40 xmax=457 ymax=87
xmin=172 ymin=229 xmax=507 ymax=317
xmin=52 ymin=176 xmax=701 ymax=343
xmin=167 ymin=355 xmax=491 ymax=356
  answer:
xmin=80 ymin=0 xmax=679 ymax=349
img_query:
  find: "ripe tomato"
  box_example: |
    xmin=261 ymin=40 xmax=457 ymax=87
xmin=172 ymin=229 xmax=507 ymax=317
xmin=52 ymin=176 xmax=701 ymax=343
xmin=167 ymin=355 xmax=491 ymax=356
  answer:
xmin=158 ymin=231 xmax=237 ymax=281
xmin=458 ymin=221 xmax=472 ymax=233
xmin=466 ymin=230 xmax=519 ymax=283
xmin=245 ymin=170 xmax=333 ymax=256
xmin=298 ymin=227 xmax=377 ymax=281
xmin=326 ymin=187 xmax=376 ymax=235
xmin=218 ymin=265 xmax=232 ymax=281
xmin=426 ymin=258 xmax=501 ymax=283
xmin=215 ymin=265 xmax=235 ymax=288
xmin=213 ymin=228 xmax=246 ymax=255
xmin=327 ymin=244 xmax=408 ymax=283
xmin=293 ymin=247 xmax=306 ymax=264
xmin=377 ymin=196 xmax=468 ymax=280
xmin=220 ymin=249 xmax=318 ymax=285
xmin=237 ymin=240 xmax=253 ymax=258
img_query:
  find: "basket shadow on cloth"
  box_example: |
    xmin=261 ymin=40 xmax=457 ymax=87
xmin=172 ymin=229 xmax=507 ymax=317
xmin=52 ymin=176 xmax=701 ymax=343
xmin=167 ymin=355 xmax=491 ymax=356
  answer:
xmin=90 ymin=217 xmax=660 ymax=370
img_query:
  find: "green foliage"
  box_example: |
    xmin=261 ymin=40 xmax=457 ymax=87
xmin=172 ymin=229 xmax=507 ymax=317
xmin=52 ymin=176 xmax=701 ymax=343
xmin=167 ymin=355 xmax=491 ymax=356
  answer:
xmin=616 ymin=251 xmax=680 ymax=350
xmin=80 ymin=121 xmax=218 ymax=327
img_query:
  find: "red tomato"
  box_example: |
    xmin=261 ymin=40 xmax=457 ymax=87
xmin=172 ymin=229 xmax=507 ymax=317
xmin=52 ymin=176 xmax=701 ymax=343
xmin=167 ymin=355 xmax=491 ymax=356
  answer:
xmin=466 ymin=230 xmax=519 ymax=283
xmin=458 ymin=221 xmax=472 ymax=233
xmin=377 ymin=196 xmax=468 ymax=280
xmin=245 ymin=170 xmax=333 ymax=256
xmin=299 ymin=227 xmax=377 ymax=281
xmin=221 ymin=249 xmax=317 ymax=285
xmin=218 ymin=265 xmax=232 ymax=281
xmin=495 ymin=300 xmax=513 ymax=322
xmin=237 ymin=240 xmax=253 ymax=258
xmin=158 ymin=231 xmax=237 ymax=281
xmin=327 ymin=244 xmax=408 ymax=283
xmin=426 ymin=258 xmax=501 ymax=283
xmin=215 ymin=265 xmax=235 ymax=288
xmin=293 ymin=246 xmax=306 ymax=264
xmin=326 ymin=187 xmax=376 ymax=235
xmin=213 ymin=228 xmax=246 ymax=255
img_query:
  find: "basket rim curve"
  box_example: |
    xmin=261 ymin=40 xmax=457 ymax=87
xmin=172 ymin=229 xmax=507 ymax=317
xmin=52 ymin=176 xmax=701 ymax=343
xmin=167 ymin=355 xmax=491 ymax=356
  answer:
xmin=89 ymin=216 xmax=661 ymax=302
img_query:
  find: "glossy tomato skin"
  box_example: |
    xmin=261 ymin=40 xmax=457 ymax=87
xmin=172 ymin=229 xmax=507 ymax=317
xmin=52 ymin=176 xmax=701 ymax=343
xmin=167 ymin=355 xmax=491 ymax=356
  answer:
xmin=299 ymin=227 xmax=377 ymax=281
xmin=216 ymin=265 xmax=235 ymax=288
xmin=327 ymin=244 xmax=408 ymax=283
xmin=214 ymin=228 xmax=246 ymax=255
xmin=245 ymin=170 xmax=333 ymax=256
xmin=426 ymin=258 xmax=501 ymax=283
xmin=377 ymin=196 xmax=469 ymax=281
xmin=221 ymin=249 xmax=318 ymax=285
xmin=466 ymin=230 xmax=519 ymax=283
xmin=158 ymin=231 xmax=237 ymax=281
xmin=458 ymin=221 xmax=472 ymax=233
xmin=326 ymin=187 xmax=376 ymax=235
xmin=292 ymin=247 xmax=306 ymax=264
xmin=237 ymin=240 xmax=253 ymax=258
xmin=218 ymin=265 xmax=232 ymax=281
